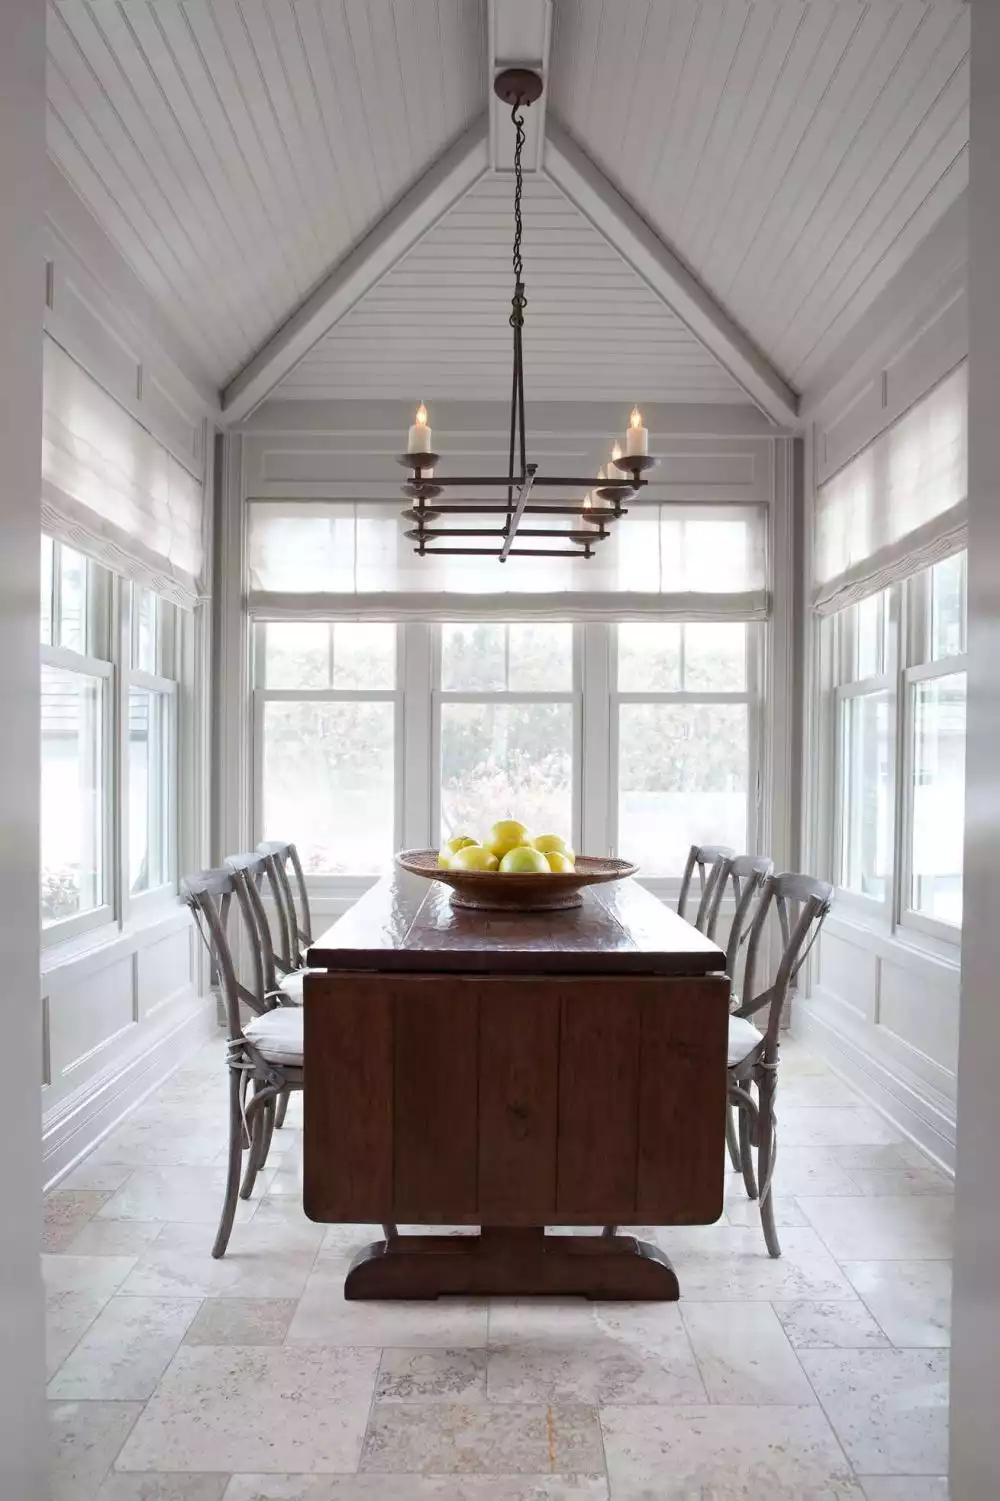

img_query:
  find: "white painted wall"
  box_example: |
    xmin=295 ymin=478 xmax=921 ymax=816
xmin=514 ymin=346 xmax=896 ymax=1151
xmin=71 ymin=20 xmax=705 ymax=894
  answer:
xmin=795 ymin=222 xmax=969 ymax=1173
xmin=0 ymin=3 xmax=47 ymax=1493
xmin=951 ymin=7 xmax=1000 ymax=1493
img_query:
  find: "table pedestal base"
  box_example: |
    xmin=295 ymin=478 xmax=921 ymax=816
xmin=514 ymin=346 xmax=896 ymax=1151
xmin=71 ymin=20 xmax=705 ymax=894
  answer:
xmin=343 ymin=1226 xmax=679 ymax=1301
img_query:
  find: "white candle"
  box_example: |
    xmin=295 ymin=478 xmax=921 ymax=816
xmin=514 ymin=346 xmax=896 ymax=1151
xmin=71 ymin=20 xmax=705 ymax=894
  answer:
xmin=408 ymin=402 xmax=432 ymax=455
xmin=582 ymin=492 xmax=594 ymax=530
xmin=625 ymin=405 xmax=648 ymax=458
xmin=610 ymin=439 xmax=623 ymax=473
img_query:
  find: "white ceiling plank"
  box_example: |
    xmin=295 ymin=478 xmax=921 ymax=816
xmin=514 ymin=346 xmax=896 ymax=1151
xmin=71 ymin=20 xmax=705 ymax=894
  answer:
xmin=222 ymin=116 xmax=491 ymax=421
xmin=489 ymin=0 xmax=551 ymax=171
xmin=544 ymin=119 xmax=799 ymax=426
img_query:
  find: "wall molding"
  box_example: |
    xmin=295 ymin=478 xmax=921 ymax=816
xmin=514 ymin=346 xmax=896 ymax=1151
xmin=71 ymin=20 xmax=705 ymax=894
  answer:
xmin=43 ymin=989 xmax=217 ymax=1191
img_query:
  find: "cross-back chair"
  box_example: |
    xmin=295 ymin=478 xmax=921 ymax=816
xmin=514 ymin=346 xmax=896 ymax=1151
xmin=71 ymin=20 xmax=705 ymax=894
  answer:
xmin=257 ymin=839 xmax=313 ymax=972
xmin=676 ymin=844 xmax=735 ymax=932
xmin=182 ymin=867 xmax=304 ymax=1258
xmin=726 ymin=871 xmax=834 ymax=1257
xmin=225 ymin=851 xmax=298 ymax=1131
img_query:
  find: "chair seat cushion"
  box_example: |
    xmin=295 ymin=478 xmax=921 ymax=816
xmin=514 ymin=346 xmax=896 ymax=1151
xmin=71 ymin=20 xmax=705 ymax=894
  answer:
xmin=728 ymin=1014 xmax=764 ymax=1067
xmin=277 ymin=967 xmax=322 ymax=1004
xmin=243 ymin=1007 xmax=303 ymax=1066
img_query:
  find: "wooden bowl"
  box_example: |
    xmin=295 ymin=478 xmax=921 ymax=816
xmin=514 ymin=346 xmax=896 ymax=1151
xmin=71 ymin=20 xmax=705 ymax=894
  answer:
xmin=395 ymin=849 xmax=639 ymax=912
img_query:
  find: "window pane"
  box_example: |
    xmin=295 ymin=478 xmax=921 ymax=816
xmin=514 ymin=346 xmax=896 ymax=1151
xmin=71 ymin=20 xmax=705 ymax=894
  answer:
xmin=41 ymin=535 xmax=53 ymax=645
xmin=683 ymin=623 xmax=747 ymax=691
xmin=59 ymin=545 xmax=89 ymax=654
xmin=617 ymin=703 xmax=748 ymax=875
xmin=910 ymin=672 xmax=966 ymax=924
xmin=133 ymin=585 xmax=157 ymax=673
xmin=855 ymin=592 xmax=888 ymax=680
xmin=440 ymin=702 xmax=574 ymax=842
xmin=839 ymin=690 xmax=891 ymax=901
xmin=333 ymin=623 xmax=396 ymax=689
xmin=930 ymin=553 xmax=966 ymax=661
xmin=441 ymin=624 xmax=506 ymax=691
xmin=129 ymin=688 xmax=171 ymax=893
xmin=617 ymin=623 xmax=682 ymax=691
xmin=41 ymin=664 xmax=104 ymax=924
xmin=508 ymin=624 xmax=573 ymax=691
xmin=262 ymin=700 xmax=395 ymax=874
xmin=264 ymin=622 xmax=333 ymax=688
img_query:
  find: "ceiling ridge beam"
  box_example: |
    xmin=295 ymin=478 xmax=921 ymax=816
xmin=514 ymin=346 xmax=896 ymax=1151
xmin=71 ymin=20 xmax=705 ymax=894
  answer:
xmin=222 ymin=117 xmax=490 ymax=423
xmin=543 ymin=118 xmax=799 ymax=428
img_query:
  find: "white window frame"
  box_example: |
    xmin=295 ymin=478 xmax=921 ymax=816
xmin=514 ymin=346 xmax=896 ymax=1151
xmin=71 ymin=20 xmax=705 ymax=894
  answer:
xmin=123 ymin=583 xmax=180 ymax=918
xmin=250 ymin=621 xmax=405 ymax=889
xmin=430 ymin=622 xmax=584 ymax=851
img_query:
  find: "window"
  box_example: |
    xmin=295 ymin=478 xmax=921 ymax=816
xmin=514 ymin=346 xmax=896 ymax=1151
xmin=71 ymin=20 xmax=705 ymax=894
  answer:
xmin=254 ymin=622 xmax=399 ymax=875
xmin=829 ymin=554 xmax=967 ymax=939
xmin=436 ymin=623 xmax=577 ymax=843
xmin=40 ymin=540 xmax=112 ymax=932
xmin=614 ymin=623 xmax=754 ymax=875
xmin=127 ymin=585 xmax=178 ymax=898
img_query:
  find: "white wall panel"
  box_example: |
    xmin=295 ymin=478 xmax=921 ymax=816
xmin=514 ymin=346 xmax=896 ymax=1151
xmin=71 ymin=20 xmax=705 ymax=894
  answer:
xmin=46 ymin=956 xmax=135 ymax=1084
xmin=137 ymin=926 xmax=196 ymax=1021
xmin=879 ymin=955 xmax=960 ymax=1077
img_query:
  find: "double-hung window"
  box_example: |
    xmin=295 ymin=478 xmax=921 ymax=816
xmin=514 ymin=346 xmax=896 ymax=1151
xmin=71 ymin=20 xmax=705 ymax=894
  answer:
xmin=434 ymin=623 xmax=579 ymax=844
xmin=613 ymin=622 xmax=756 ymax=876
xmin=40 ymin=538 xmax=113 ymax=935
xmin=126 ymin=584 xmax=178 ymax=904
xmin=253 ymin=622 xmax=400 ymax=875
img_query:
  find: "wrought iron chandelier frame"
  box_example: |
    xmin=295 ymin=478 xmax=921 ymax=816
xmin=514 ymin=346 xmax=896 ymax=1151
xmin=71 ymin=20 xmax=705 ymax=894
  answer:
xmin=399 ymin=68 xmax=655 ymax=563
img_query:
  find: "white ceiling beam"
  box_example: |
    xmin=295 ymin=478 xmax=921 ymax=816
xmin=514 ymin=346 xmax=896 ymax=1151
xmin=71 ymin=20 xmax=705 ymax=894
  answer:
xmin=222 ymin=118 xmax=490 ymax=423
xmin=489 ymin=0 xmax=552 ymax=172
xmin=544 ymin=120 xmax=800 ymax=427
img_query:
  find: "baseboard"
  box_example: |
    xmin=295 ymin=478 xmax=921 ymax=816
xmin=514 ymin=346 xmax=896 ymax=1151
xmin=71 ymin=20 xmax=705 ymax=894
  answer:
xmin=43 ymin=991 xmax=219 ymax=1191
xmin=792 ymin=998 xmax=957 ymax=1176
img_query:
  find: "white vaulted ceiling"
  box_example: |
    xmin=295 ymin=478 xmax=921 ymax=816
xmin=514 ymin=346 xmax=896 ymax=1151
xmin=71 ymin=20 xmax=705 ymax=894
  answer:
xmin=279 ymin=174 xmax=747 ymax=402
xmin=45 ymin=0 xmax=971 ymax=414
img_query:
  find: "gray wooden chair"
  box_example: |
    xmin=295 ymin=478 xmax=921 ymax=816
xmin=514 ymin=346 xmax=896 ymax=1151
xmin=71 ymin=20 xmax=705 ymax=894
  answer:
xmin=726 ymin=871 xmax=834 ymax=1257
xmin=257 ymin=839 xmax=313 ymax=973
xmin=182 ymin=867 xmax=303 ymax=1258
xmin=677 ymin=844 xmax=735 ymax=932
xmin=702 ymin=854 xmax=775 ymax=1172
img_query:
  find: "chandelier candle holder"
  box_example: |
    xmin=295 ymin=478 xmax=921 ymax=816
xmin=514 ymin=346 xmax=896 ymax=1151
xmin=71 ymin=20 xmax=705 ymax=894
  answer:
xmin=399 ymin=67 xmax=656 ymax=563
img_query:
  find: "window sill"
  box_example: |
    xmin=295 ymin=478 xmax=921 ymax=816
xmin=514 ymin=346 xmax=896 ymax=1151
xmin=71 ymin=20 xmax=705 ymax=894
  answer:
xmin=41 ymin=899 xmax=190 ymax=979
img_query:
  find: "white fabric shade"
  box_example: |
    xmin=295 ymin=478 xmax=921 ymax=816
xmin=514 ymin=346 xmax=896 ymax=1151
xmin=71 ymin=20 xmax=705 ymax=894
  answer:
xmin=41 ymin=337 xmax=206 ymax=608
xmin=247 ymin=499 xmax=769 ymax=622
xmin=813 ymin=363 xmax=967 ymax=615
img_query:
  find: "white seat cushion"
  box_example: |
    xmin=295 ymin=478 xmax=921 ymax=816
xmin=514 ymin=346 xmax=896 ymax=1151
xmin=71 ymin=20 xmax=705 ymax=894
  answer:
xmin=728 ymin=1014 xmax=763 ymax=1067
xmin=243 ymin=1007 xmax=303 ymax=1066
xmin=277 ymin=968 xmax=321 ymax=1004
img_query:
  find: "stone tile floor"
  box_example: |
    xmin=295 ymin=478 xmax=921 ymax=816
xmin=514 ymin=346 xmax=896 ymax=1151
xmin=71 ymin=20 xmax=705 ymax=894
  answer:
xmin=46 ymin=1035 xmax=953 ymax=1499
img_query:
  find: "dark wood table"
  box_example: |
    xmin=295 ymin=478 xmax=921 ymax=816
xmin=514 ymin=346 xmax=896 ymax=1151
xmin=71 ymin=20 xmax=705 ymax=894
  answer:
xmin=303 ymin=867 xmax=729 ymax=1300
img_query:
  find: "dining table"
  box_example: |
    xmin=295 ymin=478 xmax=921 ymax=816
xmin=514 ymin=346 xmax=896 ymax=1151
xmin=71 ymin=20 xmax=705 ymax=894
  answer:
xmin=302 ymin=863 xmax=730 ymax=1301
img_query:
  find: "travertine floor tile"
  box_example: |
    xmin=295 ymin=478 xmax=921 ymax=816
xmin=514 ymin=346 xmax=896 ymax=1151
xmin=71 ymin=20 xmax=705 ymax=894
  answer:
xmin=287 ymin=1254 xmax=487 ymax=1348
xmin=121 ymin=1222 xmax=318 ymax=1300
xmin=601 ymin=1403 xmax=864 ymax=1499
xmin=859 ymin=1479 xmax=949 ymax=1500
xmin=842 ymin=1260 xmax=953 ymax=1347
xmin=59 ymin=1163 xmax=135 ymax=1192
xmin=799 ymin=1196 xmax=954 ymax=1261
xmin=97 ymin=1475 xmax=229 ymax=1499
xmin=184 ymin=1296 xmax=298 ymax=1347
xmin=117 ymin=1345 xmax=380 ymax=1473
xmin=47 ymin=1290 xmax=113 ymax=1380
xmin=846 ymin=1167 xmax=954 ymax=1197
xmin=771 ymin=1298 xmax=890 ymax=1350
xmin=49 ymin=1400 xmax=143 ymax=1501
xmin=48 ymin=1295 xmax=201 ymax=1400
xmin=222 ymin=1476 xmax=608 ymax=1499
xmin=98 ymin=1166 xmax=264 ymax=1225
xmin=778 ymin=1107 xmax=904 ymax=1148
xmin=667 ymin=1227 xmax=857 ymax=1302
xmin=45 ymin=1190 xmax=114 ymax=1250
xmin=376 ymin=1347 xmax=487 ymax=1402
xmin=44 ymin=1254 xmax=138 ymax=1297
xmin=360 ymin=1403 xmax=605 ymax=1475
xmin=680 ymin=1301 xmax=816 ymax=1404
xmin=798 ymin=1347 xmax=949 ymax=1475
xmin=66 ymin=1221 xmax=166 ymax=1258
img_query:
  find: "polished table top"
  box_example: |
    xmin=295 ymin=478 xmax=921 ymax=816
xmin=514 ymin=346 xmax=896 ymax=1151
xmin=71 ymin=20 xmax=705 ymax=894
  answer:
xmin=308 ymin=864 xmax=725 ymax=976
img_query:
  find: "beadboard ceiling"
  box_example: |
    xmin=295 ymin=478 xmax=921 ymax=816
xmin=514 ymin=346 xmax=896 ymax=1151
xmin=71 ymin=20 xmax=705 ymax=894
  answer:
xmin=46 ymin=0 xmax=970 ymax=413
xmin=279 ymin=174 xmax=747 ymax=402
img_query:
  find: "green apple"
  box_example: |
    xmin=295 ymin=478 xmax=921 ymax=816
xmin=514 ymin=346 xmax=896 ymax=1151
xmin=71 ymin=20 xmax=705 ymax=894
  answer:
xmin=499 ymin=845 xmax=550 ymax=874
xmin=438 ymin=834 xmax=478 ymax=867
xmin=532 ymin=833 xmax=575 ymax=863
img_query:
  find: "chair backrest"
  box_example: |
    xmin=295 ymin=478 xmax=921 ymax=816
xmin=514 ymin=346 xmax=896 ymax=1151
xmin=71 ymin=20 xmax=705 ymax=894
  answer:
xmin=181 ymin=868 xmax=272 ymax=1042
xmin=224 ymin=852 xmax=281 ymax=995
xmin=703 ymin=854 xmax=775 ymax=978
xmin=735 ymin=872 xmax=835 ymax=1054
xmin=257 ymin=840 xmax=312 ymax=967
xmin=677 ymin=844 xmax=736 ymax=932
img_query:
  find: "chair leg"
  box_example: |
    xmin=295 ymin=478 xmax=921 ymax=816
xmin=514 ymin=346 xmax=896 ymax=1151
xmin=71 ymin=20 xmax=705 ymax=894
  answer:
xmin=240 ymin=1081 xmax=267 ymax=1200
xmin=738 ymin=1089 xmax=759 ymax=1201
xmin=274 ymin=1086 xmax=290 ymax=1130
xmin=757 ymin=1068 xmax=781 ymax=1259
xmin=212 ymin=1067 xmax=243 ymax=1260
xmin=725 ymin=1100 xmax=741 ymax=1171
xmin=260 ymin=1092 xmax=276 ymax=1169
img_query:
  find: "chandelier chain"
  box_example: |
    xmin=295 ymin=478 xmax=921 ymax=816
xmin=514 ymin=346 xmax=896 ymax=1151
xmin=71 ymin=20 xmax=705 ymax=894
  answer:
xmin=509 ymin=99 xmax=527 ymax=329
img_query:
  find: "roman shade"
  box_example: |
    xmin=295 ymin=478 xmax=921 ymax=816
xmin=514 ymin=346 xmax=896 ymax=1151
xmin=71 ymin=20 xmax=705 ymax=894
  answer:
xmin=813 ymin=363 xmax=967 ymax=615
xmin=247 ymin=499 xmax=769 ymax=622
xmin=41 ymin=337 xmax=206 ymax=608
